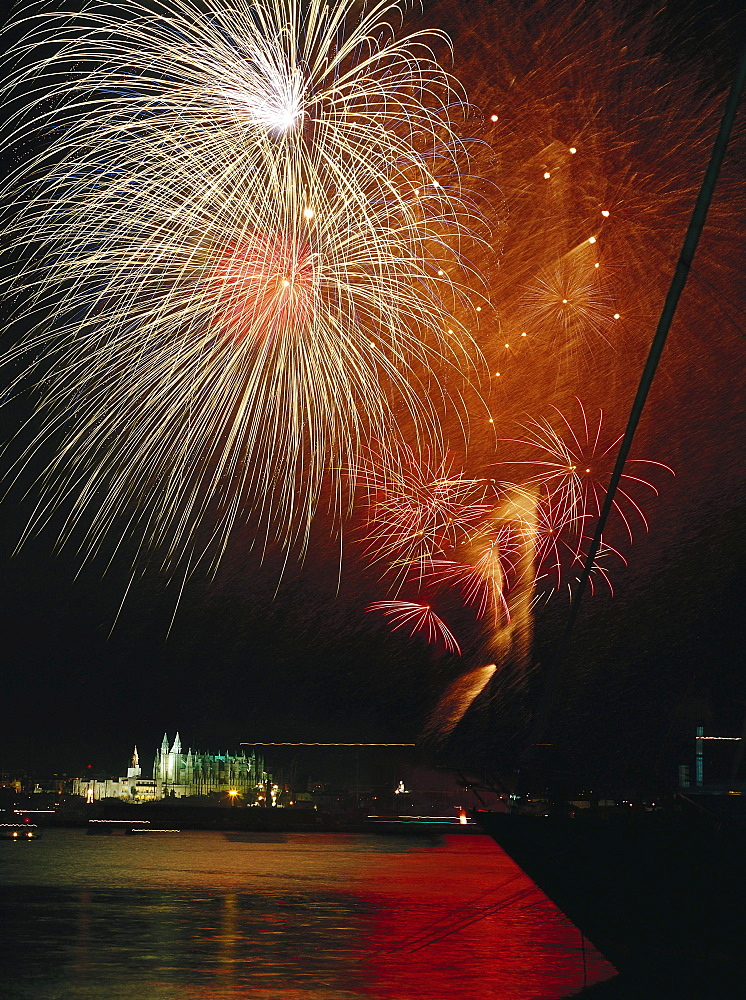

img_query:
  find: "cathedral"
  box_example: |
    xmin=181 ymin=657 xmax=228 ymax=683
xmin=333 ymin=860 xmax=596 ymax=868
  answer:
xmin=153 ymin=732 xmax=265 ymax=799
xmin=73 ymin=733 xmax=266 ymax=802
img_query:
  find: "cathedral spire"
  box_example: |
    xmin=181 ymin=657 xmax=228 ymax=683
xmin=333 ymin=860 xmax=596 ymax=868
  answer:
xmin=127 ymin=743 xmax=142 ymax=780
xmin=170 ymin=732 xmax=182 ymax=754
xmin=161 ymin=732 xmax=169 ymax=752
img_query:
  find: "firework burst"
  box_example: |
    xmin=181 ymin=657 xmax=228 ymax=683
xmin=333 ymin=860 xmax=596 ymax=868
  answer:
xmin=358 ymin=442 xmax=495 ymax=583
xmin=1 ymin=0 xmax=482 ymax=575
xmin=500 ymin=399 xmax=674 ymax=544
xmin=365 ymin=600 xmax=461 ymax=655
xmin=421 ymin=519 xmax=518 ymax=625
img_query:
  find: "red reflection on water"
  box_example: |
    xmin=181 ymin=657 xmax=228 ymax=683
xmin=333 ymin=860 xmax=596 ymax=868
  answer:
xmin=353 ymin=835 xmax=616 ymax=1000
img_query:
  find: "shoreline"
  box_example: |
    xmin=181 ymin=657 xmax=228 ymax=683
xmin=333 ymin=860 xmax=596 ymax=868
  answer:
xmin=7 ymin=803 xmax=484 ymax=835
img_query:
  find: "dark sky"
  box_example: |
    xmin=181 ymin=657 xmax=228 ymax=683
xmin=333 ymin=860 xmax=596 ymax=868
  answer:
xmin=1 ymin=0 xmax=743 ymax=785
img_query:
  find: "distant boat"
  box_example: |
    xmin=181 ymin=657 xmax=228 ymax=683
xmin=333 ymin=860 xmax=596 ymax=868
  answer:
xmin=0 ymin=824 xmax=42 ymax=840
xmin=364 ymin=812 xmax=479 ymax=834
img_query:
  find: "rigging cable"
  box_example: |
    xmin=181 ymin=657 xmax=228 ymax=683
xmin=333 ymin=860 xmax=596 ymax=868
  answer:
xmin=528 ymin=40 xmax=746 ymax=754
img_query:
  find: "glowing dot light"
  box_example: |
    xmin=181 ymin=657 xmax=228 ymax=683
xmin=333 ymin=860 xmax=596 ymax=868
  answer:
xmin=543 ymin=171 xmax=551 ymax=179
xmin=569 ymin=146 xmax=577 ymax=153
xmin=303 ymin=206 xmax=314 ymax=219
xmin=588 ymin=236 xmax=597 ymax=244
xmin=601 ymin=209 xmax=610 ymax=217
xmin=490 ymin=114 xmax=498 ymax=121
xmin=614 ymin=313 xmax=621 ymax=319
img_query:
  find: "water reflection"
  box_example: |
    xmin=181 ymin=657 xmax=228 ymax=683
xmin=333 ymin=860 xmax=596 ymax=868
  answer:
xmin=0 ymin=831 xmax=615 ymax=999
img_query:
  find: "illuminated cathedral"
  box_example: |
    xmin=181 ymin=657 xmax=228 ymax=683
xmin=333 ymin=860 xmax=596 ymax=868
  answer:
xmin=153 ymin=732 xmax=265 ymax=799
xmin=73 ymin=733 xmax=266 ymax=802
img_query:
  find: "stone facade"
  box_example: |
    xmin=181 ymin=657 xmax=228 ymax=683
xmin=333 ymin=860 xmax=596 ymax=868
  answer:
xmin=153 ymin=732 xmax=264 ymax=799
xmin=73 ymin=736 xmax=265 ymax=802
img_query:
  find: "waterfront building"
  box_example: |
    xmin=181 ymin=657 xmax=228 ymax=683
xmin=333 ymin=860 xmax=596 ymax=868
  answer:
xmin=73 ymin=735 xmax=265 ymax=802
xmin=153 ymin=732 xmax=265 ymax=799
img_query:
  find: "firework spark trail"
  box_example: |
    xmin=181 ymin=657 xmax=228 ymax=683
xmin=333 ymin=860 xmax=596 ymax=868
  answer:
xmin=421 ymin=547 xmax=511 ymax=626
xmin=504 ymin=402 xmax=674 ymax=540
xmin=366 ymin=600 xmax=461 ymax=655
xmin=495 ymin=399 xmax=674 ymax=603
xmin=481 ymin=486 xmax=540 ymax=678
xmin=420 ymin=663 xmax=496 ymax=744
xmin=529 ymin=495 xmax=627 ymax=601
xmin=358 ymin=442 xmax=496 ymax=584
xmin=1 ymin=0 xmax=484 ymax=575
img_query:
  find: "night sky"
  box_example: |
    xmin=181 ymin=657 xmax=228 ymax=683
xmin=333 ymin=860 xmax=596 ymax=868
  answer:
xmin=1 ymin=0 xmax=743 ymax=787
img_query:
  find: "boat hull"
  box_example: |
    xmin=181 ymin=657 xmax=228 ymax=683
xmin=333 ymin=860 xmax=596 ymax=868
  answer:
xmin=474 ymin=807 xmax=746 ymax=998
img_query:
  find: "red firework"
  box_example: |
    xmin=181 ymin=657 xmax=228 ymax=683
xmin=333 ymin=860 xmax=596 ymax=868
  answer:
xmin=366 ymin=600 xmax=462 ymax=655
xmin=498 ymin=398 xmax=673 ymax=545
xmin=211 ymin=233 xmax=318 ymax=347
xmin=359 ymin=443 xmax=496 ymax=579
xmin=421 ymin=522 xmax=518 ymax=624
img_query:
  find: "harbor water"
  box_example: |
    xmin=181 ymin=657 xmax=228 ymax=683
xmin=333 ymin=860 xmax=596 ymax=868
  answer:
xmin=0 ymin=829 xmax=615 ymax=999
